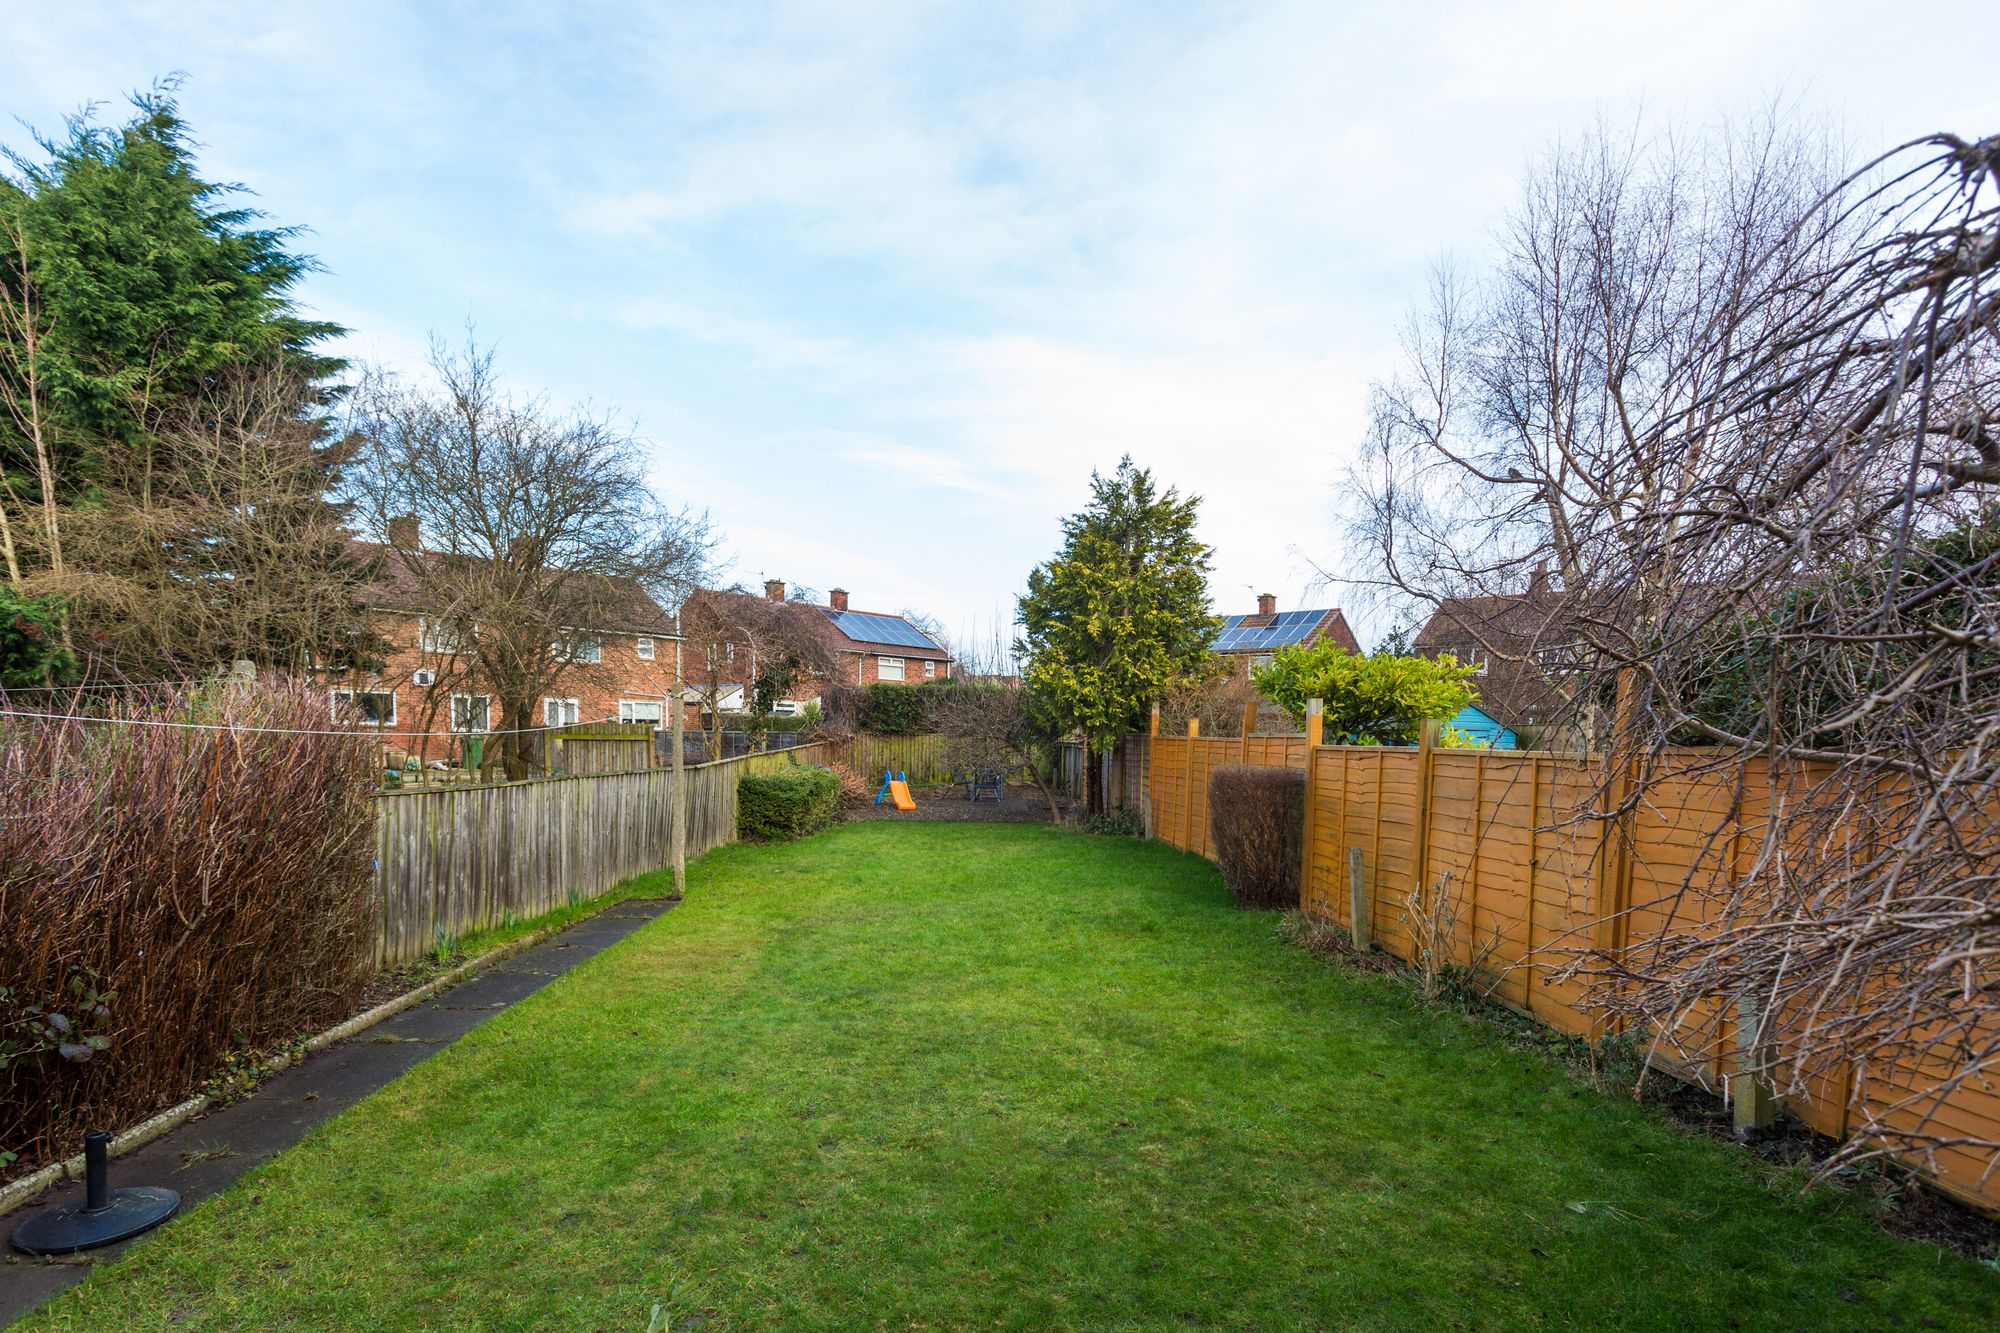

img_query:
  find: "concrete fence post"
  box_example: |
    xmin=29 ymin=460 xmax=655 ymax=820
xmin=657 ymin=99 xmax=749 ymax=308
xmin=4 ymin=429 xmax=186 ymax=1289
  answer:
xmin=1733 ymin=992 xmax=1777 ymax=1137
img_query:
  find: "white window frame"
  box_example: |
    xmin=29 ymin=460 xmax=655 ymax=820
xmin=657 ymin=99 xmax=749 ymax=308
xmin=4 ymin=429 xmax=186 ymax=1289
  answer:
xmin=419 ymin=615 xmax=471 ymax=655
xmin=878 ymin=655 xmax=905 ymax=682
xmin=330 ymin=688 xmax=397 ymax=726
xmin=618 ymin=699 xmax=665 ymax=726
xmin=1460 ymin=645 xmax=1489 ymax=676
xmin=543 ymin=696 xmax=581 ymax=728
xmin=923 ymin=660 xmax=936 ymax=679
xmin=553 ymin=634 xmax=602 ymax=664
xmin=450 ymin=693 xmax=492 ymax=734
xmin=635 ymin=636 xmax=655 ymax=661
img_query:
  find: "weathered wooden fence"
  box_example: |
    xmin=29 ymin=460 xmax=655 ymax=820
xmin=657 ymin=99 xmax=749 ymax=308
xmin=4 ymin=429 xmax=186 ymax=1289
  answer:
xmin=1144 ymin=725 xmax=2000 ymax=1216
xmin=373 ymin=741 xmax=831 ymax=967
xmin=838 ymin=733 xmax=953 ymax=784
xmin=549 ymin=722 xmax=658 ymax=775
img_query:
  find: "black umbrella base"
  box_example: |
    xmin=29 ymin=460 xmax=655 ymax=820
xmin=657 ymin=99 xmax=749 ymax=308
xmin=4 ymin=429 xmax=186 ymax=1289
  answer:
xmin=11 ymin=1187 xmax=181 ymax=1255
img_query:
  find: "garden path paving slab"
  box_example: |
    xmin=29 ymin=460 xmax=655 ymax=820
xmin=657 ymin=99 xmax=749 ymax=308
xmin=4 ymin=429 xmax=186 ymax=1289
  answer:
xmin=0 ymin=897 xmax=674 ymax=1327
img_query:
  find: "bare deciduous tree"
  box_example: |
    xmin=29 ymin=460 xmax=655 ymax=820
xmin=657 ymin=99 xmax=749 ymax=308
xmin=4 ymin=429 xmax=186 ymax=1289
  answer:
xmin=677 ymin=586 xmax=841 ymax=758
xmin=346 ymin=337 xmax=713 ymax=778
xmin=930 ymin=681 xmax=1065 ymax=823
xmin=1348 ymin=115 xmax=2000 ymax=1174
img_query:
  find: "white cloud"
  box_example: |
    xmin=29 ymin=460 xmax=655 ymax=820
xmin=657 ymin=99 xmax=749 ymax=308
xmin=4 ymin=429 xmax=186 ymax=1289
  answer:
xmin=9 ymin=0 xmax=1994 ymax=648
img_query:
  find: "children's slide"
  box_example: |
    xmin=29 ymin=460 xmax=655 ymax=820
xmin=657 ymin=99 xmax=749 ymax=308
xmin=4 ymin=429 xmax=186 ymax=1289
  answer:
xmin=874 ymin=769 xmax=918 ymax=811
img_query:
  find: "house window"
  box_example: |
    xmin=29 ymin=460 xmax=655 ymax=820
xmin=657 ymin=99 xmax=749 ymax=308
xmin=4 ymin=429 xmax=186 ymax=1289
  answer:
xmin=330 ymin=689 xmax=397 ymax=726
xmin=419 ymin=615 xmax=470 ymax=655
xmin=636 ymin=636 xmax=655 ymax=661
xmin=1250 ymin=653 xmax=1274 ymax=670
xmin=450 ymin=694 xmax=491 ymax=733
xmin=555 ymin=635 xmax=602 ymax=664
xmin=619 ymin=700 xmax=664 ymax=726
xmin=1458 ymin=645 xmax=1489 ymax=676
xmin=1536 ymin=640 xmax=1583 ymax=672
xmin=544 ymin=697 xmax=580 ymax=727
xmin=724 ymin=643 xmax=736 ymax=665
xmin=923 ymin=660 xmax=936 ymax=679
xmin=878 ymin=656 xmax=905 ymax=682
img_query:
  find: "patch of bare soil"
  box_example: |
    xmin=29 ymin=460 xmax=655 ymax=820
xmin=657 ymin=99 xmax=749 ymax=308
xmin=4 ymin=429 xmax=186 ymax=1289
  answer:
xmin=842 ymin=783 xmax=1071 ymax=824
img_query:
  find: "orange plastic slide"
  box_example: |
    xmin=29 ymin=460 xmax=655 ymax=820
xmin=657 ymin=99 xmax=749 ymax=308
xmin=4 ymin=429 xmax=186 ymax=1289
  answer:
xmin=887 ymin=779 xmax=917 ymax=812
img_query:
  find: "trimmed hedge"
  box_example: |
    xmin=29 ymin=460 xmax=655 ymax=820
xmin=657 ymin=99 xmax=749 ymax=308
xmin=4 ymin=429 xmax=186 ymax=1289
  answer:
xmin=855 ymin=682 xmax=934 ymax=733
xmin=738 ymin=768 xmax=841 ymax=842
xmin=1208 ymin=764 xmax=1305 ymax=909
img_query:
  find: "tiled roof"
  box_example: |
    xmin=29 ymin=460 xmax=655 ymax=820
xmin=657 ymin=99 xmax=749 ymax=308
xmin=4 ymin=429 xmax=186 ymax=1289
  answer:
xmin=351 ymin=542 xmax=678 ymax=636
xmin=1413 ymin=591 xmax=1573 ymax=729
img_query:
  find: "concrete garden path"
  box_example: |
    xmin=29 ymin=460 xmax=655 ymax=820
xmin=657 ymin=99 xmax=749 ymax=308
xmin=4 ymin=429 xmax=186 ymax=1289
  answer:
xmin=0 ymin=898 xmax=674 ymax=1327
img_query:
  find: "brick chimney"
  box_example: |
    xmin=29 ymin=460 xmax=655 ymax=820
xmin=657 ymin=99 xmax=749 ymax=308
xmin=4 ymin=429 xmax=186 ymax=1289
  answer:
xmin=386 ymin=514 xmax=420 ymax=550
xmin=829 ymin=587 xmax=849 ymax=612
xmin=1528 ymin=560 xmax=1550 ymax=597
xmin=764 ymin=579 xmax=786 ymax=601
xmin=1257 ymin=592 xmax=1276 ymax=617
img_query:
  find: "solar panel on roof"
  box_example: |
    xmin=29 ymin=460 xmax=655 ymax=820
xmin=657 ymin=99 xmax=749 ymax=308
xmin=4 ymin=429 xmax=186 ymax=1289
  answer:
xmin=1217 ymin=609 xmax=1330 ymax=652
xmin=829 ymin=610 xmax=941 ymax=651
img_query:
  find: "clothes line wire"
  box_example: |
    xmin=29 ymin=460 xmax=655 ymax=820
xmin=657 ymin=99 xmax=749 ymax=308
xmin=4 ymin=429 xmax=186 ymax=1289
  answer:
xmin=0 ymin=707 xmax=644 ymax=741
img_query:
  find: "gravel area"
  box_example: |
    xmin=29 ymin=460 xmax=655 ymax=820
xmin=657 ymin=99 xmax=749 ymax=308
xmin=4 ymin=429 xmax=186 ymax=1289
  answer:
xmin=843 ymin=783 xmax=1068 ymax=823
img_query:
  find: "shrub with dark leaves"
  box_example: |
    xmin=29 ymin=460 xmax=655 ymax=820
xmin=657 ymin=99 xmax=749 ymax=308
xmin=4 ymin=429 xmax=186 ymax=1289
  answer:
xmin=737 ymin=768 xmax=840 ymax=841
xmin=1208 ymin=765 xmax=1304 ymax=909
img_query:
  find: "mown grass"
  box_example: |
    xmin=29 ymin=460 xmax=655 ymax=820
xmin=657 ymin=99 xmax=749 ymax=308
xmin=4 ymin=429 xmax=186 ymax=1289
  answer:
xmin=24 ymin=824 xmax=2000 ymax=1330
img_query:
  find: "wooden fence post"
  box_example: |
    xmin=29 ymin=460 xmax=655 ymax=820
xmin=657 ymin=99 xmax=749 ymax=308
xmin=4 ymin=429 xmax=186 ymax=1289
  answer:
xmin=1300 ymin=699 xmax=1323 ymax=912
xmin=1239 ymin=700 xmax=1258 ymax=765
xmin=1411 ymin=716 xmax=1439 ymax=898
xmin=1348 ymin=847 xmax=1370 ymax=951
xmin=1152 ymin=696 xmax=1168 ymax=832
xmin=1596 ymin=667 xmax=1642 ymax=1039
xmin=671 ymin=679 xmax=687 ymax=896
xmin=1180 ymin=718 xmax=1199 ymax=851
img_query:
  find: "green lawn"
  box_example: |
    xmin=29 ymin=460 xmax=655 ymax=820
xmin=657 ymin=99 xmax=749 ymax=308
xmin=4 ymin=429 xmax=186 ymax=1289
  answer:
xmin=25 ymin=824 xmax=2000 ymax=1330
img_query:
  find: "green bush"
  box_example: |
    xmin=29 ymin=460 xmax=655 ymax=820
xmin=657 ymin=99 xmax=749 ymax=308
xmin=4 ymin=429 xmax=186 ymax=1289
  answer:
xmin=1085 ymin=807 xmax=1144 ymax=837
xmin=1251 ymin=644 xmax=1476 ymax=745
xmin=749 ymin=711 xmax=817 ymax=735
xmin=856 ymin=682 xmax=933 ymax=733
xmin=737 ymin=768 xmax=841 ymax=842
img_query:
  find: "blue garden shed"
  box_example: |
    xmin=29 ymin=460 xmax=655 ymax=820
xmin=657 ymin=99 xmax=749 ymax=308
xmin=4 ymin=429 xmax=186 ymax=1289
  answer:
xmin=1448 ymin=703 xmax=1516 ymax=749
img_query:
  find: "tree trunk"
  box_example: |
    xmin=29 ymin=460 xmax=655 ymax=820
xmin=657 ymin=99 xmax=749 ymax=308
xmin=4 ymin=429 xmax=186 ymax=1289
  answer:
xmin=502 ymin=699 xmax=534 ymax=780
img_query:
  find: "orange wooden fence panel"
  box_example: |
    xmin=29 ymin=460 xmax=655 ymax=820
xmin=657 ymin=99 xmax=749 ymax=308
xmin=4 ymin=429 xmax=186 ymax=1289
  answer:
xmin=1141 ymin=730 xmax=2000 ymax=1215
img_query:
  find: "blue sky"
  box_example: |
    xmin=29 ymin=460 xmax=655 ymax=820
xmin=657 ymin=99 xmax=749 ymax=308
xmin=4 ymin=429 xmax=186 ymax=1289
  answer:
xmin=9 ymin=2 xmax=1997 ymax=649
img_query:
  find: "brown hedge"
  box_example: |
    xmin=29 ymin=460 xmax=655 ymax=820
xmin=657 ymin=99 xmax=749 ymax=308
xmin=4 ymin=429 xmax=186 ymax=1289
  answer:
xmin=1 ymin=680 xmax=378 ymax=1170
xmin=1208 ymin=764 xmax=1305 ymax=910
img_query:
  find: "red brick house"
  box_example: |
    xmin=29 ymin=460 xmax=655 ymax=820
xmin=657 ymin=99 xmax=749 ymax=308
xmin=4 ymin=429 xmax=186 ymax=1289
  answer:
xmin=1410 ymin=567 xmax=1574 ymax=735
xmin=683 ymin=580 xmax=952 ymax=717
xmin=1216 ymin=593 xmax=1361 ymax=676
xmin=817 ymin=585 xmax=952 ymax=687
xmin=325 ymin=534 xmax=683 ymax=767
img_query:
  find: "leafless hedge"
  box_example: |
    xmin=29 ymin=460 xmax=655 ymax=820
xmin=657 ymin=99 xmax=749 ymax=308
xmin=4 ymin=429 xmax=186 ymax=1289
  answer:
xmin=1209 ymin=765 xmax=1305 ymax=909
xmin=0 ymin=680 xmax=377 ymax=1168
